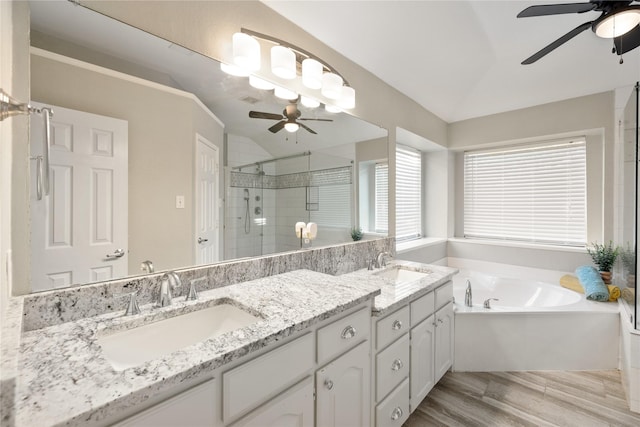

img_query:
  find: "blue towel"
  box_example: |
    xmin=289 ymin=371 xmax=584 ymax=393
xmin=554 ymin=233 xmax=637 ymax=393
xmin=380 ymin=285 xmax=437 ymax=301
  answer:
xmin=575 ymin=266 xmax=610 ymax=302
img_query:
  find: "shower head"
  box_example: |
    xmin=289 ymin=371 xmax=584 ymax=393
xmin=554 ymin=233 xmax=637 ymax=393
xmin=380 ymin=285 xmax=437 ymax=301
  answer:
xmin=244 ymin=188 xmax=250 ymax=201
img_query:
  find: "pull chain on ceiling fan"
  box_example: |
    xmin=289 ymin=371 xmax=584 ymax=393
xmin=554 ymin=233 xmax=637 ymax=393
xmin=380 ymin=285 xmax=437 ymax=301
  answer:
xmin=518 ymin=0 xmax=640 ymax=64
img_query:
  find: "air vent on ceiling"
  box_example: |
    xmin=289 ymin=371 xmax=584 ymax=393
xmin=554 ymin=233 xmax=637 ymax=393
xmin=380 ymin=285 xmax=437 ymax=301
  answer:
xmin=239 ymin=96 xmax=261 ymax=105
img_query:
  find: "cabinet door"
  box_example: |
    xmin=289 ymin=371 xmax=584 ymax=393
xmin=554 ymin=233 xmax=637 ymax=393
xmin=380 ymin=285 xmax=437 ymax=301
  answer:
xmin=114 ymin=379 xmax=216 ymax=427
xmin=434 ymin=303 xmax=454 ymax=382
xmin=410 ymin=315 xmax=435 ymax=411
xmin=231 ymin=377 xmax=314 ymax=427
xmin=316 ymin=340 xmax=371 ymax=427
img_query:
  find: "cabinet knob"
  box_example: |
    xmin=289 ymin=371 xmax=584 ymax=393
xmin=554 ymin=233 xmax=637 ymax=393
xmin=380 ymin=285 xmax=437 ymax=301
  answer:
xmin=438 ymin=318 xmax=444 ymax=324
xmin=391 ymin=359 xmax=404 ymax=371
xmin=341 ymin=325 xmax=357 ymax=340
xmin=392 ymin=320 xmax=403 ymax=330
xmin=390 ymin=407 xmax=403 ymax=421
xmin=324 ymin=379 xmax=334 ymax=390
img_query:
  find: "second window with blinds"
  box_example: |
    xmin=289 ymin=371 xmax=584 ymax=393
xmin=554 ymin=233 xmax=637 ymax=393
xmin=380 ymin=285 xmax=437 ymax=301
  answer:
xmin=463 ymin=139 xmax=587 ymax=246
xmin=396 ymin=144 xmax=422 ymax=242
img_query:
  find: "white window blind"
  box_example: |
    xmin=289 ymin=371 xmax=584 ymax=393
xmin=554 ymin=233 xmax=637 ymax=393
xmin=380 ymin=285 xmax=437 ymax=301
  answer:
xmin=464 ymin=139 xmax=586 ymax=246
xmin=374 ymin=163 xmax=388 ymax=233
xmin=310 ymin=184 xmax=352 ymax=228
xmin=396 ymin=145 xmax=422 ymax=241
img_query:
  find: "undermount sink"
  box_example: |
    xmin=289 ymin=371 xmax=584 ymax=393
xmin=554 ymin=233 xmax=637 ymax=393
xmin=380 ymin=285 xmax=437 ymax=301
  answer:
xmin=97 ymin=303 xmax=261 ymax=371
xmin=375 ymin=265 xmax=430 ymax=285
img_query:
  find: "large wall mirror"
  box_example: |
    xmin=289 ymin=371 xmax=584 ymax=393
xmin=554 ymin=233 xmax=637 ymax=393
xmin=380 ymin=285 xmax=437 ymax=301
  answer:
xmin=24 ymin=1 xmax=388 ymax=294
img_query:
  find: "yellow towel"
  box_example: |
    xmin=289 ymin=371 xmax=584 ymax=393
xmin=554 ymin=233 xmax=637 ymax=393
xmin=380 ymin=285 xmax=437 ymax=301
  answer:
xmin=622 ymin=288 xmax=635 ymax=304
xmin=559 ymin=274 xmax=620 ymax=302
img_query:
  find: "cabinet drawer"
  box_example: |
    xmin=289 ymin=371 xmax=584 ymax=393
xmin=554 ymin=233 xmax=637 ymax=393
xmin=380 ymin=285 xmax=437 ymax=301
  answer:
xmin=410 ymin=291 xmax=434 ymax=325
xmin=375 ymin=377 xmax=409 ymax=427
xmin=435 ymin=281 xmax=453 ymax=309
xmin=223 ymin=333 xmax=313 ymax=422
xmin=376 ymin=305 xmax=410 ymax=350
xmin=376 ymin=333 xmax=409 ymax=401
xmin=317 ymin=306 xmax=370 ymax=365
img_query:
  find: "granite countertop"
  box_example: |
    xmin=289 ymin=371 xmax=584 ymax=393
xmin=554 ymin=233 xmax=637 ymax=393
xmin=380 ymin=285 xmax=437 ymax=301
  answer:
xmin=344 ymin=260 xmax=459 ymax=317
xmin=12 ymin=269 xmax=381 ymax=427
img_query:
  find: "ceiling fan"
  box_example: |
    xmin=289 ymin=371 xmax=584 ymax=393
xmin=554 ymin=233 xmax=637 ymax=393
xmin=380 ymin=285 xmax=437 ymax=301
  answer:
xmin=249 ymin=102 xmax=333 ymax=134
xmin=518 ymin=0 xmax=640 ymax=64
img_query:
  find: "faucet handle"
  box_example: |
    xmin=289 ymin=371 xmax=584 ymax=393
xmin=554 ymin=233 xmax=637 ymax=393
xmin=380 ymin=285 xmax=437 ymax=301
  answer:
xmin=483 ymin=298 xmax=499 ymax=309
xmin=115 ymin=291 xmax=141 ymax=316
xmin=186 ymin=278 xmax=205 ymax=301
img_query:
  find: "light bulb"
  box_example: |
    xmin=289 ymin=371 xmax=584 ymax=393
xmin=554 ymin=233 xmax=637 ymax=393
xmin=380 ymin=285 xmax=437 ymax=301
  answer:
xmin=325 ymin=104 xmax=342 ymax=113
xmin=594 ymin=9 xmax=640 ymax=38
xmin=271 ymin=46 xmax=296 ymax=79
xmin=321 ymin=72 xmax=343 ymax=100
xmin=274 ymin=85 xmax=298 ymax=100
xmin=337 ymin=86 xmax=355 ymax=109
xmin=232 ymin=32 xmax=261 ymax=71
xmin=302 ymin=58 xmax=323 ymax=89
xmin=249 ymin=75 xmax=275 ymax=90
xmin=284 ymin=122 xmax=299 ymax=133
xmin=301 ymin=96 xmax=320 ymax=108
xmin=220 ymin=62 xmax=249 ymax=77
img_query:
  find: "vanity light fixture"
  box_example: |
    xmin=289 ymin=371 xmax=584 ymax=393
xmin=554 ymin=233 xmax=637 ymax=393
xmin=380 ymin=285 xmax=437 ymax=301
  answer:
xmin=249 ymin=75 xmax=275 ymax=91
xmin=300 ymin=96 xmax=320 ymax=108
xmin=594 ymin=7 xmax=640 ymax=38
xmin=223 ymin=28 xmax=356 ymax=109
xmin=274 ymin=85 xmax=298 ymax=100
xmin=325 ymin=104 xmax=342 ymax=113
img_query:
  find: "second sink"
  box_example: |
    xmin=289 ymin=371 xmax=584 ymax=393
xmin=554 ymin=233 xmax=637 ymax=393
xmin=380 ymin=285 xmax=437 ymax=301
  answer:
xmin=375 ymin=265 xmax=430 ymax=285
xmin=97 ymin=302 xmax=262 ymax=371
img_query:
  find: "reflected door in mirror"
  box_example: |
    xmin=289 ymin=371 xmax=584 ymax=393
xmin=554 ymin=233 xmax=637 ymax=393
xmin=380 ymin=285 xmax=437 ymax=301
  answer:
xmin=195 ymin=134 xmax=220 ymax=265
xmin=30 ymin=103 xmax=128 ymax=291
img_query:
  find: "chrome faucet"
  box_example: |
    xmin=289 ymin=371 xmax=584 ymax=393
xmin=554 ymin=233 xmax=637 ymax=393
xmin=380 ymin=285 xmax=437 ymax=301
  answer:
xmin=157 ymin=271 xmax=181 ymax=307
xmin=140 ymin=260 xmax=154 ymax=274
xmin=375 ymin=251 xmax=392 ymax=268
xmin=464 ymin=279 xmax=473 ymax=307
xmin=484 ymin=298 xmax=499 ymax=309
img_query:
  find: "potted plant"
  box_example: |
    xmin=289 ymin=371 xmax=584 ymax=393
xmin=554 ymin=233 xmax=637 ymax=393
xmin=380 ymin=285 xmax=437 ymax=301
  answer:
xmin=587 ymin=241 xmax=620 ymax=284
xmin=621 ymin=243 xmax=636 ymax=288
xmin=350 ymin=227 xmax=363 ymax=241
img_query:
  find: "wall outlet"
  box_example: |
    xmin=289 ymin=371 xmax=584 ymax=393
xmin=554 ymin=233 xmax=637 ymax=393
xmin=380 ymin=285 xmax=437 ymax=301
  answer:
xmin=176 ymin=195 xmax=185 ymax=209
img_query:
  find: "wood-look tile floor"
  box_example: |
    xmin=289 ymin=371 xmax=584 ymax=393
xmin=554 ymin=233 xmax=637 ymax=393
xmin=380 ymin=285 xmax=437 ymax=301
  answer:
xmin=404 ymin=371 xmax=640 ymax=427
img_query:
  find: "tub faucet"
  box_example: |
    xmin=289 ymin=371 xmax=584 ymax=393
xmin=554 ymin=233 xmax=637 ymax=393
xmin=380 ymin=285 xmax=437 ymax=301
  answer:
xmin=157 ymin=271 xmax=181 ymax=307
xmin=484 ymin=298 xmax=499 ymax=309
xmin=464 ymin=279 xmax=473 ymax=307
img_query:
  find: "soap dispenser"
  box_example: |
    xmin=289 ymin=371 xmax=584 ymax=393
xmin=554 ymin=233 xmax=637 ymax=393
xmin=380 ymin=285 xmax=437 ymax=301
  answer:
xmin=464 ymin=279 xmax=473 ymax=307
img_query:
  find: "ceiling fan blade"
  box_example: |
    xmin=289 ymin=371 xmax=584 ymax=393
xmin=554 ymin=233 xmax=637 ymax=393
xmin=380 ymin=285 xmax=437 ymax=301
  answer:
xmin=614 ymin=24 xmax=640 ymax=54
xmin=298 ymin=122 xmax=317 ymax=135
xmin=522 ymin=21 xmax=593 ymax=64
xmin=517 ymin=2 xmax=596 ymax=18
xmin=268 ymin=121 xmax=286 ymax=133
xmin=298 ymin=118 xmax=334 ymax=122
xmin=249 ymin=111 xmax=283 ymax=120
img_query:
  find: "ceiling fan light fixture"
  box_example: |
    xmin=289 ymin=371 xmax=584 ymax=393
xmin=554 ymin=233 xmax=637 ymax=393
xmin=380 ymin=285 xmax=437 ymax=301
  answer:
xmin=301 ymin=96 xmax=320 ymax=108
xmin=274 ymin=85 xmax=298 ymax=100
xmin=321 ymin=72 xmax=343 ymax=100
xmin=337 ymin=86 xmax=355 ymax=109
xmin=232 ymin=32 xmax=261 ymax=71
xmin=220 ymin=62 xmax=250 ymax=77
xmin=302 ymin=58 xmax=323 ymax=89
xmin=249 ymin=75 xmax=275 ymax=90
xmin=594 ymin=8 xmax=640 ymax=38
xmin=284 ymin=121 xmax=300 ymax=132
xmin=271 ymin=46 xmax=296 ymax=79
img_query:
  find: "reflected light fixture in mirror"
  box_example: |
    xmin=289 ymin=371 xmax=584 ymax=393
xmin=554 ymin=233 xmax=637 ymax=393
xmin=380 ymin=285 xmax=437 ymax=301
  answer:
xmin=301 ymin=96 xmax=320 ymax=108
xmin=274 ymin=85 xmax=298 ymax=100
xmin=325 ymin=104 xmax=342 ymax=113
xmin=249 ymin=75 xmax=275 ymax=90
xmin=284 ymin=121 xmax=300 ymax=132
xmin=223 ymin=28 xmax=355 ymax=110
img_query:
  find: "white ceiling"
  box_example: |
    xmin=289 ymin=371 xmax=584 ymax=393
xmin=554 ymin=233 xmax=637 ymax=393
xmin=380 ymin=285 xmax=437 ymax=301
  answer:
xmin=264 ymin=0 xmax=640 ymax=123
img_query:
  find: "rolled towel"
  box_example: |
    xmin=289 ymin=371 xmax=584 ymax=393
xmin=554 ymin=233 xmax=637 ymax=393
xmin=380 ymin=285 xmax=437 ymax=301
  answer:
xmin=560 ymin=274 xmax=620 ymax=302
xmin=621 ymin=288 xmax=635 ymax=304
xmin=575 ymin=266 xmax=610 ymax=302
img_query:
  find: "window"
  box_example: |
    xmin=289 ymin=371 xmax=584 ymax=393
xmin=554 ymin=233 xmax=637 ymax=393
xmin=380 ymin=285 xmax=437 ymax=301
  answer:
xmin=374 ymin=162 xmax=388 ymax=233
xmin=464 ymin=139 xmax=586 ymax=246
xmin=310 ymin=184 xmax=352 ymax=228
xmin=396 ymin=145 xmax=422 ymax=241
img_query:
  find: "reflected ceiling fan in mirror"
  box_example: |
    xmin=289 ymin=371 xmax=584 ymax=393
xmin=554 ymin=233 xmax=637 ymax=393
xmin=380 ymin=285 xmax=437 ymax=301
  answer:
xmin=518 ymin=0 xmax=640 ymax=64
xmin=249 ymin=102 xmax=333 ymax=134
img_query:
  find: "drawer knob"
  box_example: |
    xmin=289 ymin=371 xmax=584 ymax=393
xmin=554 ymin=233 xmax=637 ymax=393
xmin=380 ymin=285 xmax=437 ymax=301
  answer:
xmin=392 ymin=320 xmax=403 ymax=330
xmin=324 ymin=379 xmax=334 ymax=390
xmin=390 ymin=407 xmax=403 ymax=421
xmin=391 ymin=359 xmax=404 ymax=371
xmin=341 ymin=325 xmax=357 ymax=339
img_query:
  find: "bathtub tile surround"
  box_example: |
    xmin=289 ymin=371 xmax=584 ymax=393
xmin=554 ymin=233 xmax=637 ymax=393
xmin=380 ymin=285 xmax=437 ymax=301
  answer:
xmin=21 ymin=238 xmax=393 ymax=331
xmin=12 ymin=270 xmax=382 ymax=427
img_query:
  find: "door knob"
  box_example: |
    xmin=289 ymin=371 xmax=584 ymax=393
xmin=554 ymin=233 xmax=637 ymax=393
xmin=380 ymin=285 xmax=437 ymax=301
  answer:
xmin=106 ymin=248 xmax=125 ymax=259
xmin=198 ymin=237 xmax=209 ymax=244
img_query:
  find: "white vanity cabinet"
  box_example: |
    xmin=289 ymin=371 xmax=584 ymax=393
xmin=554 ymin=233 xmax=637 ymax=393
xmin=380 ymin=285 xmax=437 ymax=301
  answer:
xmin=371 ymin=281 xmax=453 ymax=426
xmin=113 ymin=379 xmax=217 ymax=427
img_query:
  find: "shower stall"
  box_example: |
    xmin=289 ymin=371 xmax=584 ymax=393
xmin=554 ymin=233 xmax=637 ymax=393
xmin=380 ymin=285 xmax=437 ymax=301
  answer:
xmin=224 ymin=151 xmax=354 ymax=260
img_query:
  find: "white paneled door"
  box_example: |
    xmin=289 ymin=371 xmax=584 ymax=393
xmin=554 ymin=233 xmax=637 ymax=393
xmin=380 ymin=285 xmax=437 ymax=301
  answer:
xmin=195 ymin=134 xmax=219 ymax=265
xmin=30 ymin=102 xmax=128 ymax=291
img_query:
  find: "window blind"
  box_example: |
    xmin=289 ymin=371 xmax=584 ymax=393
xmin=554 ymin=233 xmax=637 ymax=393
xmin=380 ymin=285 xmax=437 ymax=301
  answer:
xmin=310 ymin=184 xmax=352 ymax=228
xmin=396 ymin=145 xmax=422 ymax=241
xmin=464 ymin=140 xmax=586 ymax=246
xmin=374 ymin=162 xmax=388 ymax=233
